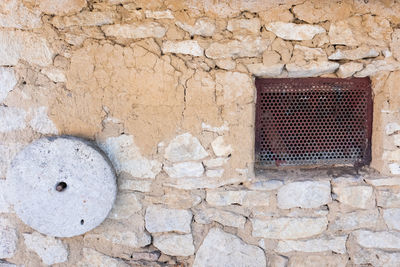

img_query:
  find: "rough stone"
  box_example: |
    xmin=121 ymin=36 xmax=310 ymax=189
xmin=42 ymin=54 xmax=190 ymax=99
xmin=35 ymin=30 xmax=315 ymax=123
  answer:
xmin=227 ymin=18 xmax=261 ymax=34
xmin=0 ymin=260 xmax=17 ymax=267
xmin=153 ymin=234 xmax=195 ymax=256
xmin=0 ymin=67 xmax=17 ymax=103
xmin=287 ymin=255 xmax=348 ymax=267
xmin=391 ymin=29 xmax=400 ymax=61
xmin=193 ymin=228 xmax=266 ymax=267
xmin=276 ymin=235 xmax=347 ymax=254
xmin=51 ymin=11 xmax=115 ymax=29
xmin=0 ymin=0 xmax=42 ymax=29
xmin=0 ymin=218 xmax=17 ymax=259
xmin=388 ymin=163 xmax=400 ymax=175
xmin=207 ymin=190 xmax=270 ymax=206
xmin=77 ymin=248 xmax=129 ymax=267
xmin=252 ymin=217 xmax=328 ymax=239
xmin=164 ymin=133 xmax=208 ymax=162
xmin=164 ymin=161 xmax=204 ymax=178
xmin=0 ymin=107 xmax=26 ymax=132
xmin=366 ymin=177 xmax=400 ymax=187
xmin=0 ymin=30 xmax=53 ymax=66
xmin=329 ymin=47 xmax=380 ymax=60
xmin=176 ymin=18 xmax=215 ymax=36
xmin=23 ymin=232 xmax=68 ymax=265
xmin=164 ymin=176 xmax=247 ymax=190
xmin=38 ymin=0 xmax=87 ymax=15
xmin=215 ymin=71 xmax=253 ymax=104
xmin=29 ymin=107 xmax=58 ymax=135
xmin=194 ymin=207 xmax=246 ymax=229
xmin=248 ymin=179 xmax=284 ymax=191
xmin=277 ymin=180 xmax=332 ymax=209
xmin=102 ymin=22 xmax=166 ymax=39
xmin=292 ymin=1 xmax=353 ymax=24
xmin=145 ymin=192 xmax=201 ymax=209
xmin=0 ymin=143 xmax=24 ymax=179
xmin=145 ymin=10 xmax=174 ymax=19
xmin=145 ymin=205 xmax=192 ymax=233
xmin=337 ymin=62 xmax=364 ymax=78
xmin=265 ymin=22 xmax=325 ymax=41
xmin=98 ymin=135 xmax=162 ymax=179
xmin=206 ymin=169 xmax=224 ymax=178
xmin=0 ymin=180 xmax=10 ymax=213
xmin=162 ymin=40 xmax=204 ymax=56
xmin=330 ymin=209 xmax=380 ymax=231
xmin=377 ymin=189 xmax=400 ymax=208
xmin=354 ymin=230 xmax=400 ymax=249
xmin=383 ymin=208 xmax=400 ymax=230
xmin=118 ymin=179 xmax=152 ymax=192
xmin=108 ymin=193 xmax=142 ymax=220
xmin=292 ymin=45 xmax=327 ymax=61
xmin=215 ymin=59 xmax=236 ymax=70
xmin=203 ymin=158 xmax=228 ymax=169
xmin=246 ymin=63 xmax=284 ymax=77
xmin=211 ymin=136 xmax=233 ymax=157
xmin=386 ymin=123 xmax=400 ymax=135
xmin=40 ymin=68 xmax=67 ymax=83
xmin=333 ymin=185 xmax=375 ymax=209
xmin=286 ymin=61 xmax=339 ymax=78
xmin=355 ymin=58 xmax=400 ymax=77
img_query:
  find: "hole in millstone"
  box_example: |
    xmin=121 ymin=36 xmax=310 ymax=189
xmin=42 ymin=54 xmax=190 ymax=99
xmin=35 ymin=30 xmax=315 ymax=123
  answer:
xmin=80 ymin=219 xmax=84 ymax=225
xmin=55 ymin=182 xmax=67 ymax=192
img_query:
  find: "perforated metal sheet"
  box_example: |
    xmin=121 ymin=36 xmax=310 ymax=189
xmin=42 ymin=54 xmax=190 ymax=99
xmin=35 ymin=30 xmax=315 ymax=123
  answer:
xmin=255 ymin=78 xmax=372 ymax=167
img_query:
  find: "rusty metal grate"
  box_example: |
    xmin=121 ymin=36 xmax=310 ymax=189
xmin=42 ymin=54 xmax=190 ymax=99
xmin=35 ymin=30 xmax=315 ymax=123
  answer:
xmin=255 ymin=77 xmax=373 ymax=167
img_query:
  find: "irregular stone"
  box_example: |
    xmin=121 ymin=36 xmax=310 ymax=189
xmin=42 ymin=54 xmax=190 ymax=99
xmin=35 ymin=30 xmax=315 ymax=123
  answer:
xmin=118 ymin=178 xmax=151 ymax=192
xmin=108 ymin=193 xmax=142 ymax=220
xmin=201 ymin=122 xmax=229 ymax=134
xmin=215 ymin=71 xmax=254 ymax=104
xmin=29 ymin=106 xmax=58 ymax=135
xmin=0 ymin=218 xmax=17 ymax=258
xmin=292 ymin=1 xmax=353 ymax=24
xmin=0 ymin=67 xmax=17 ymax=103
xmin=194 ymin=207 xmax=246 ymax=229
xmin=0 ymin=107 xmax=26 ymax=132
xmin=164 ymin=133 xmax=208 ymax=162
xmin=383 ymin=208 xmax=400 ymax=230
xmin=215 ymin=59 xmax=236 ymax=70
xmin=153 ymin=234 xmax=195 ymax=256
xmin=247 ymin=63 xmax=284 ymax=77
xmin=395 ymin=135 xmax=400 ymax=146
xmin=286 ymin=61 xmax=339 ymax=78
xmin=271 ymin=38 xmax=293 ymax=63
xmin=330 ymin=209 xmax=380 ymax=231
xmin=206 ymin=36 xmax=270 ymax=59
xmin=248 ymin=179 xmax=284 ymax=191
xmin=206 ymin=169 xmax=224 ymax=178
xmin=277 ymin=180 xmax=332 ymax=209
xmin=333 ymin=185 xmax=375 ymax=209
xmin=276 ymin=235 xmax=347 ymax=254
xmin=329 ymin=47 xmax=379 ymax=60
xmin=38 ymin=0 xmax=87 ymax=15
xmin=292 ymin=45 xmax=327 ymax=61
xmin=288 ymin=255 xmax=348 ymax=267
xmin=203 ymin=158 xmax=228 ymax=169
xmin=128 ymin=251 xmax=160 ymax=262
xmin=211 ymin=136 xmax=233 ymax=157
xmin=162 ymin=40 xmax=204 ymax=57
xmin=354 ymin=230 xmax=400 ymax=249
xmin=145 ymin=205 xmax=192 ymax=234
xmin=102 ymin=22 xmax=166 ymax=39
xmin=0 ymin=0 xmax=42 ymax=29
xmin=262 ymin=50 xmax=281 ymax=65
xmin=0 ymin=30 xmax=53 ymax=66
xmin=389 ymin=163 xmax=400 ymax=174
xmin=145 ymin=10 xmax=174 ymax=19
xmin=366 ymin=177 xmax=400 ymax=187
xmin=98 ymin=134 xmax=162 ymax=179
xmin=252 ymin=217 xmax=328 ymax=239
xmin=176 ymin=18 xmax=215 ymax=36
xmin=227 ymin=18 xmax=261 ymax=34
xmin=0 ymin=180 xmax=10 ymax=213
xmin=207 ymin=190 xmax=270 ymax=206
xmin=265 ymin=22 xmax=325 ymax=41
xmin=145 ymin=192 xmax=201 ymax=209
xmin=51 ymin=11 xmax=115 ymax=29
xmin=337 ymin=62 xmax=364 ymax=78
xmin=386 ymin=123 xmax=400 ymax=135
xmin=78 ymin=248 xmax=129 ymax=267
xmin=355 ymin=58 xmax=400 ymax=77
xmin=391 ymin=29 xmax=400 ymax=61
xmin=164 ymin=176 xmax=247 ymax=190
xmin=164 ymin=162 xmax=204 ymax=178
xmin=0 ymin=260 xmax=17 ymax=267
xmin=40 ymin=68 xmax=66 ymax=83
xmin=23 ymin=232 xmax=68 ymax=265
xmin=377 ymin=189 xmax=400 ymax=208
xmin=193 ymin=228 xmax=266 ymax=267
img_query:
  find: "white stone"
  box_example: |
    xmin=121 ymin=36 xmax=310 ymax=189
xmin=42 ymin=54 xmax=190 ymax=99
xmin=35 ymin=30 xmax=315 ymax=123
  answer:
xmin=38 ymin=0 xmax=86 ymax=15
xmin=0 ymin=107 xmax=26 ymax=132
xmin=0 ymin=0 xmax=42 ymax=29
xmin=206 ymin=190 xmax=270 ymax=206
xmin=206 ymin=36 xmax=270 ymax=59
xmin=145 ymin=205 xmax=192 ymax=234
xmin=355 ymin=58 xmax=400 ymax=77
xmin=252 ymin=217 xmax=328 ymax=239
xmin=118 ymin=178 xmax=151 ymax=192
xmin=330 ymin=210 xmax=380 ymax=231
xmin=337 ymin=62 xmax=364 ymax=78
xmin=164 ymin=161 xmax=204 ymax=178
xmin=40 ymin=68 xmax=66 ymax=83
xmin=0 ymin=218 xmax=17 ymax=258
xmin=52 ymin=11 xmax=115 ymax=29
xmin=265 ymin=22 xmax=326 ymax=41
xmin=292 ymin=45 xmax=326 ymax=61
xmin=288 ymin=255 xmax=348 ymax=267
xmin=276 ymin=235 xmax=347 ymax=254
xmin=0 ymin=180 xmax=10 ymax=213
xmin=194 ymin=208 xmax=246 ymax=229
xmin=164 ymin=176 xmax=247 ymax=190
xmin=0 ymin=143 xmax=24 ymax=179
xmin=333 ymin=185 xmax=375 ymax=209
xmin=206 ymin=169 xmax=224 ymax=178
xmin=203 ymin=158 xmax=228 ymax=169
xmin=211 ymin=136 xmax=233 ymax=157
xmin=351 ymin=247 xmax=400 ymax=267
xmin=164 ymin=133 xmax=208 ymax=162
xmin=98 ymin=134 xmax=161 ymax=179
xmin=395 ymin=135 xmax=400 ymax=146
xmin=387 ymin=164 xmax=400 ymax=175
xmin=247 ymin=63 xmax=284 ymax=77
xmin=153 ymin=234 xmax=195 ymax=256
xmin=102 ymin=22 xmax=166 ymax=39
xmin=176 ymin=18 xmax=215 ymax=36
xmin=286 ymin=61 xmax=339 ymax=78
xmin=391 ymin=29 xmax=400 ymax=61
xmin=248 ymin=179 xmax=284 ymax=191
xmin=78 ymin=248 xmax=129 ymax=267
xmin=277 ymin=180 xmax=332 ymax=209
xmin=23 ymin=232 xmax=68 ymax=265
xmin=145 ymin=192 xmax=201 ymax=210
xmin=329 ymin=47 xmax=380 ymax=60
xmin=145 ymin=10 xmax=174 ymax=19
xmin=108 ymin=193 xmax=141 ymax=220
xmin=0 ymin=30 xmax=53 ymax=66
xmin=227 ymin=18 xmax=261 ymax=34
xmin=383 ymin=208 xmax=400 ymax=230
xmin=162 ymin=40 xmax=204 ymax=57
xmin=201 ymin=121 xmax=229 ymax=134
xmin=215 ymin=71 xmax=254 ymax=104
xmin=366 ymin=177 xmax=400 ymax=187
xmin=193 ymin=228 xmax=266 ymax=267
xmin=354 ymin=230 xmax=400 ymax=249
xmin=0 ymin=67 xmax=17 ymax=103
xmin=29 ymin=106 xmax=58 ymax=135
xmin=377 ymin=190 xmax=400 ymax=208
xmin=215 ymin=59 xmax=236 ymax=70
xmin=0 ymin=260 xmax=17 ymax=267
xmin=7 ymin=137 xmax=117 ymax=238
xmin=386 ymin=123 xmax=400 ymax=135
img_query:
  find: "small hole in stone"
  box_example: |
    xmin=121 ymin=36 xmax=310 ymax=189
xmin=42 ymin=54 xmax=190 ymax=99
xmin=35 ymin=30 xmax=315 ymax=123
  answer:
xmin=55 ymin=182 xmax=67 ymax=192
xmin=80 ymin=219 xmax=84 ymax=225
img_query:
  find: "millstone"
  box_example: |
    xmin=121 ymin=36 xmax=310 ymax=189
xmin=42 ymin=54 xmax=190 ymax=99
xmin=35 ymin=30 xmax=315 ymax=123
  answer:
xmin=7 ymin=136 xmax=117 ymax=237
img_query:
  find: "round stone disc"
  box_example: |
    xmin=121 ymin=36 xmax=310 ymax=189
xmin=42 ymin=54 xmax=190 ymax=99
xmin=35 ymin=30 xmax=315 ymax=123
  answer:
xmin=7 ymin=136 xmax=117 ymax=237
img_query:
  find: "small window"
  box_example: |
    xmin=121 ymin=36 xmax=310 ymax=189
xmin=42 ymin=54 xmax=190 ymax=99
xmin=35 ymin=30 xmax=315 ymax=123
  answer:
xmin=255 ymin=77 xmax=373 ymax=168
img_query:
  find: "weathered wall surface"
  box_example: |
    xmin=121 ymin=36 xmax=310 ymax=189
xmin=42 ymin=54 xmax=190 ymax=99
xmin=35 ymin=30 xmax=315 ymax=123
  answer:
xmin=2 ymin=0 xmax=400 ymax=266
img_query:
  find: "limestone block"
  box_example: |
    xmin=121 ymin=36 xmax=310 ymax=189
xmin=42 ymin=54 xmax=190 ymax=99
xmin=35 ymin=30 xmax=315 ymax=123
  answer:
xmin=330 ymin=209 xmax=380 ymax=231
xmin=77 ymin=248 xmax=129 ymax=267
xmin=205 ymin=169 xmax=224 ymax=178
xmin=246 ymin=63 xmax=284 ymax=77
xmin=288 ymin=255 xmax=348 ymax=267
xmin=118 ymin=179 xmax=152 ymax=192
xmin=206 ymin=190 xmax=271 ymax=206
xmin=227 ymin=18 xmax=261 ymax=34
xmin=252 ymin=217 xmax=328 ymax=239
xmin=333 ymin=185 xmax=375 ymax=209
xmin=353 ymin=230 xmax=400 ymax=249
xmin=162 ymin=40 xmax=204 ymax=56
xmin=176 ymin=18 xmax=215 ymax=36
xmin=277 ymin=180 xmax=332 ymax=209
xmin=276 ymin=235 xmax=347 ymax=254
xmin=145 ymin=206 xmax=192 ymax=233
xmin=164 ymin=162 xmax=204 ymax=178
xmin=0 ymin=180 xmax=10 ymax=213
xmin=0 ymin=260 xmax=17 ymax=267
xmin=145 ymin=192 xmax=201 ymax=209
xmin=193 ymin=228 xmax=266 ymax=267
xmin=23 ymin=232 xmax=68 ymax=265
xmin=262 ymin=50 xmax=281 ymax=65
xmin=211 ymin=136 xmax=233 ymax=157
xmin=51 ymin=11 xmax=116 ymax=29
xmin=337 ymin=62 xmax=364 ymax=78
xmin=215 ymin=59 xmax=236 ymax=70
xmin=215 ymin=71 xmax=254 ymax=104
xmin=206 ymin=36 xmax=270 ymax=59
xmin=29 ymin=107 xmax=58 ymax=135
xmin=0 ymin=0 xmax=42 ymax=29
xmin=386 ymin=123 xmax=400 ymax=135
xmin=355 ymin=58 xmax=400 ymax=77
xmin=108 ymin=193 xmax=142 ymax=220
xmin=366 ymin=177 xmax=400 ymax=187
xmin=0 ymin=218 xmax=17 ymax=258
xmin=145 ymin=10 xmax=174 ymax=19
xmin=0 ymin=107 xmax=26 ymax=133
xmin=164 ymin=176 xmax=247 ymax=190
xmin=329 ymin=47 xmax=379 ymax=60
xmin=0 ymin=67 xmax=17 ymax=103
xmin=377 ymin=189 xmax=400 ymax=208
xmin=102 ymin=22 xmax=166 ymax=39
xmin=292 ymin=45 xmax=327 ymax=61
xmin=203 ymin=158 xmax=228 ymax=169
xmin=391 ymin=29 xmax=400 ymax=61
xmin=248 ymin=179 xmax=284 ymax=191
xmin=265 ymin=22 xmax=325 ymax=41
xmin=38 ymin=0 xmax=87 ymax=15
xmin=286 ymin=61 xmax=339 ymax=78
xmin=164 ymin=133 xmax=208 ymax=162
xmin=383 ymin=208 xmax=400 ymax=230
xmin=40 ymin=68 xmax=66 ymax=83
xmin=194 ymin=207 xmax=246 ymax=229
xmin=153 ymin=234 xmax=195 ymax=256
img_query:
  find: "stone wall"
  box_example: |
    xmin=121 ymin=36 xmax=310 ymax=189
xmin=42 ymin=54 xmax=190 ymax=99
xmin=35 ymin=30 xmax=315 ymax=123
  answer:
xmin=1 ymin=0 xmax=400 ymax=266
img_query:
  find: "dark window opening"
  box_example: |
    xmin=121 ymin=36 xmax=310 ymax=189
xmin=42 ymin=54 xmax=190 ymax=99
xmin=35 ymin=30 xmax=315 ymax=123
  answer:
xmin=255 ymin=77 xmax=373 ymax=168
